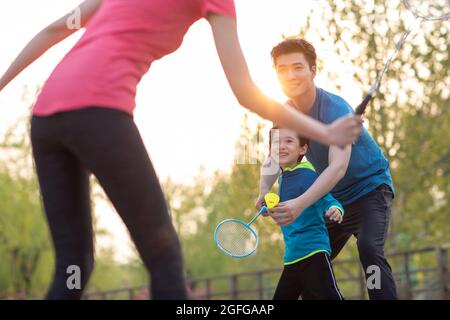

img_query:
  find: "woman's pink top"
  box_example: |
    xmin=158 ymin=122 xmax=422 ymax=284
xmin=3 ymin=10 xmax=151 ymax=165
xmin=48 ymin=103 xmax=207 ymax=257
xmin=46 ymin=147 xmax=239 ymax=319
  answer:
xmin=33 ymin=0 xmax=236 ymax=116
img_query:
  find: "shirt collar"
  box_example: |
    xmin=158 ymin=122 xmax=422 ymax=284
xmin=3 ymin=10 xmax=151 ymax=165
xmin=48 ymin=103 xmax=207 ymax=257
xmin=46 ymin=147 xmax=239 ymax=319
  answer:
xmin=282 ymin=161 xmax=316 ymax=173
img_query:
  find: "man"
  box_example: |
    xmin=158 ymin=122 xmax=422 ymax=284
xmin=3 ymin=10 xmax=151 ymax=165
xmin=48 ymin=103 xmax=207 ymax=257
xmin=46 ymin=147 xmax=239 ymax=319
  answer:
xmin=257 ymin=39 xmax=397 ymax=299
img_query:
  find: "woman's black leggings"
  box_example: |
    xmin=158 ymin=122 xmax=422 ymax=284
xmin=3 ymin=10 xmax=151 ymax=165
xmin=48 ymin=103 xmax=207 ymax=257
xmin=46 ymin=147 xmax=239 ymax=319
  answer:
xmin=30 ymin=107 xmax=187 ymax=300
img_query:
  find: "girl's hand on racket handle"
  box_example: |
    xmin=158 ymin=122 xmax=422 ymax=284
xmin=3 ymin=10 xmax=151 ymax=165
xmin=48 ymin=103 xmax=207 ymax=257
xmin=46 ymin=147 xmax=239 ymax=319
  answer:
xmin=255 ymin=194 xmax=270 ymax=216
xmin=268 ymin=199 xmax=305 ymax=227
xmin=324 ymin=207 xmax=343 ymax=224
xmin=327 ymin=115 xmax=363 ymax=146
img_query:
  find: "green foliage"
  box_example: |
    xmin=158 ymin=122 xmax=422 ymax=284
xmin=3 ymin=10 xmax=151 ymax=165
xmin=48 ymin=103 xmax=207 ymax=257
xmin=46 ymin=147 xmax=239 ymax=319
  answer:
xmin=0 ymin=112 xmax=147 ymax=299
xmin=87 ymin=250 xmax=147 ymax=296
xmin=298 ymin=0 xmax=450 ymax=251
xmin=164 ymin=0 xmax=450 ymax=295
xmin=1 ymin=0 xmax=448 ymax=298
xmin=0 ymin=120 xmax=53 ymax=298
xmin=162 ymin=116 xmax=284 ymax=296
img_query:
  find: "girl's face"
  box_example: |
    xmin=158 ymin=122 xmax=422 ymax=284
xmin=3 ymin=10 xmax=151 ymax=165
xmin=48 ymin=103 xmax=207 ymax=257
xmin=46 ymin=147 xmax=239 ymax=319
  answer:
xmin=271 ymin=128 xmax=307 ymax=168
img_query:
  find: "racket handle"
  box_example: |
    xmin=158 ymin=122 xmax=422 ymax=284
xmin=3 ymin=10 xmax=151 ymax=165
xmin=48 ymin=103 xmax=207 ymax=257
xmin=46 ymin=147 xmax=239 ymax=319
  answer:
xmin=248 ymin=206 xmax=268 ymax=226
xmin=355 ymin=93 xmax=373 ymax=115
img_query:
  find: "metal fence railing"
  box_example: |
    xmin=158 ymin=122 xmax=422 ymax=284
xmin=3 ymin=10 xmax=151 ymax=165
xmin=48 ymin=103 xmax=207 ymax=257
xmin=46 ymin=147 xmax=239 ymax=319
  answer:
xmin=82 ymin=244 xmax=450 ymax=300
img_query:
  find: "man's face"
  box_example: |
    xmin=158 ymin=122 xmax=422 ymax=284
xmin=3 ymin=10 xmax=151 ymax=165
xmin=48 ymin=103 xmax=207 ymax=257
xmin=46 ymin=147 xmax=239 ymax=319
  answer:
xmin=275 ymin=52 xmax=316 ymax=99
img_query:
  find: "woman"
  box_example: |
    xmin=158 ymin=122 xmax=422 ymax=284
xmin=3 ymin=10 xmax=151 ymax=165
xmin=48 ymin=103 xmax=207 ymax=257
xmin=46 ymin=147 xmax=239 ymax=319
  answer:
xmin=0 ymin=0 xmax=362 ymax=299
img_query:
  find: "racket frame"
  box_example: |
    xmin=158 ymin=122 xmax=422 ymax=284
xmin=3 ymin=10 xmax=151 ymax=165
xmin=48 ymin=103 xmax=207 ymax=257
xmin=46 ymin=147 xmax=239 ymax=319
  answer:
xmin=355 ymin=0 xmax=450 ymax=115
xmin=214 ymin=206 xmax=267 ymax=258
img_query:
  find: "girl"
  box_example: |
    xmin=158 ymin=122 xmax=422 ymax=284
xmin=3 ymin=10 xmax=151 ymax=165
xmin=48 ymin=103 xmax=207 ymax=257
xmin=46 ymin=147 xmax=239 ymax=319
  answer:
xmin=269 ymin=127 xmax=344 ymax=300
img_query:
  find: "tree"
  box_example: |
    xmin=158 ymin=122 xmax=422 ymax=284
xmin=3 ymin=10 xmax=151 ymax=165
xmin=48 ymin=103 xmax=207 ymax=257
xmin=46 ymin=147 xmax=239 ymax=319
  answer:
xmin=0 ymin=118 xmax=53 ymax=298
xmin=0 ymin=89 xmax=148 ymax=298
xmin=295 ymin=0 xmax=450 ymax=250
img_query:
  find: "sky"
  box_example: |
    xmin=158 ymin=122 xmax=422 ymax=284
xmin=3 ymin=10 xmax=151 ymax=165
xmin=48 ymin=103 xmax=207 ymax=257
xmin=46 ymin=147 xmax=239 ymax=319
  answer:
xmin=0 ymin=0 xmax=365 ymax=262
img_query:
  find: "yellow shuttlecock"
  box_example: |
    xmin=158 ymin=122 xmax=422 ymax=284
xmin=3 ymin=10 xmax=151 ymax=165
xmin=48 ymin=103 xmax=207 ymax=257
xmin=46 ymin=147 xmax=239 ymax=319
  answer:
xmin=264 ymin=192 xmax=280 ymax=209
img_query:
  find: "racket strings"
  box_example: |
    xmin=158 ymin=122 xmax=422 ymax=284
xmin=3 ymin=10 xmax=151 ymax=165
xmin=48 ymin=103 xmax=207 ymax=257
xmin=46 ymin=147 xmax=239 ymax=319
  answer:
xmin=370 ymin=0 xmax=449 ymax=95
xmin=404 ymin=0 xmax=450 ymax=21
xmin=215 ymin=221 xmax=257 ymax=257
xmin=370 ymin=25 xmax=413 ymax=94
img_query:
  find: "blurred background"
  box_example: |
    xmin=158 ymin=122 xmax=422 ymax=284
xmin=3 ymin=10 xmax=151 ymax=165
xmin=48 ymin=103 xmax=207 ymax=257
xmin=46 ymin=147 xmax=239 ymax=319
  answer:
xmin=0 ymin=0 xmax=448 ymax=299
